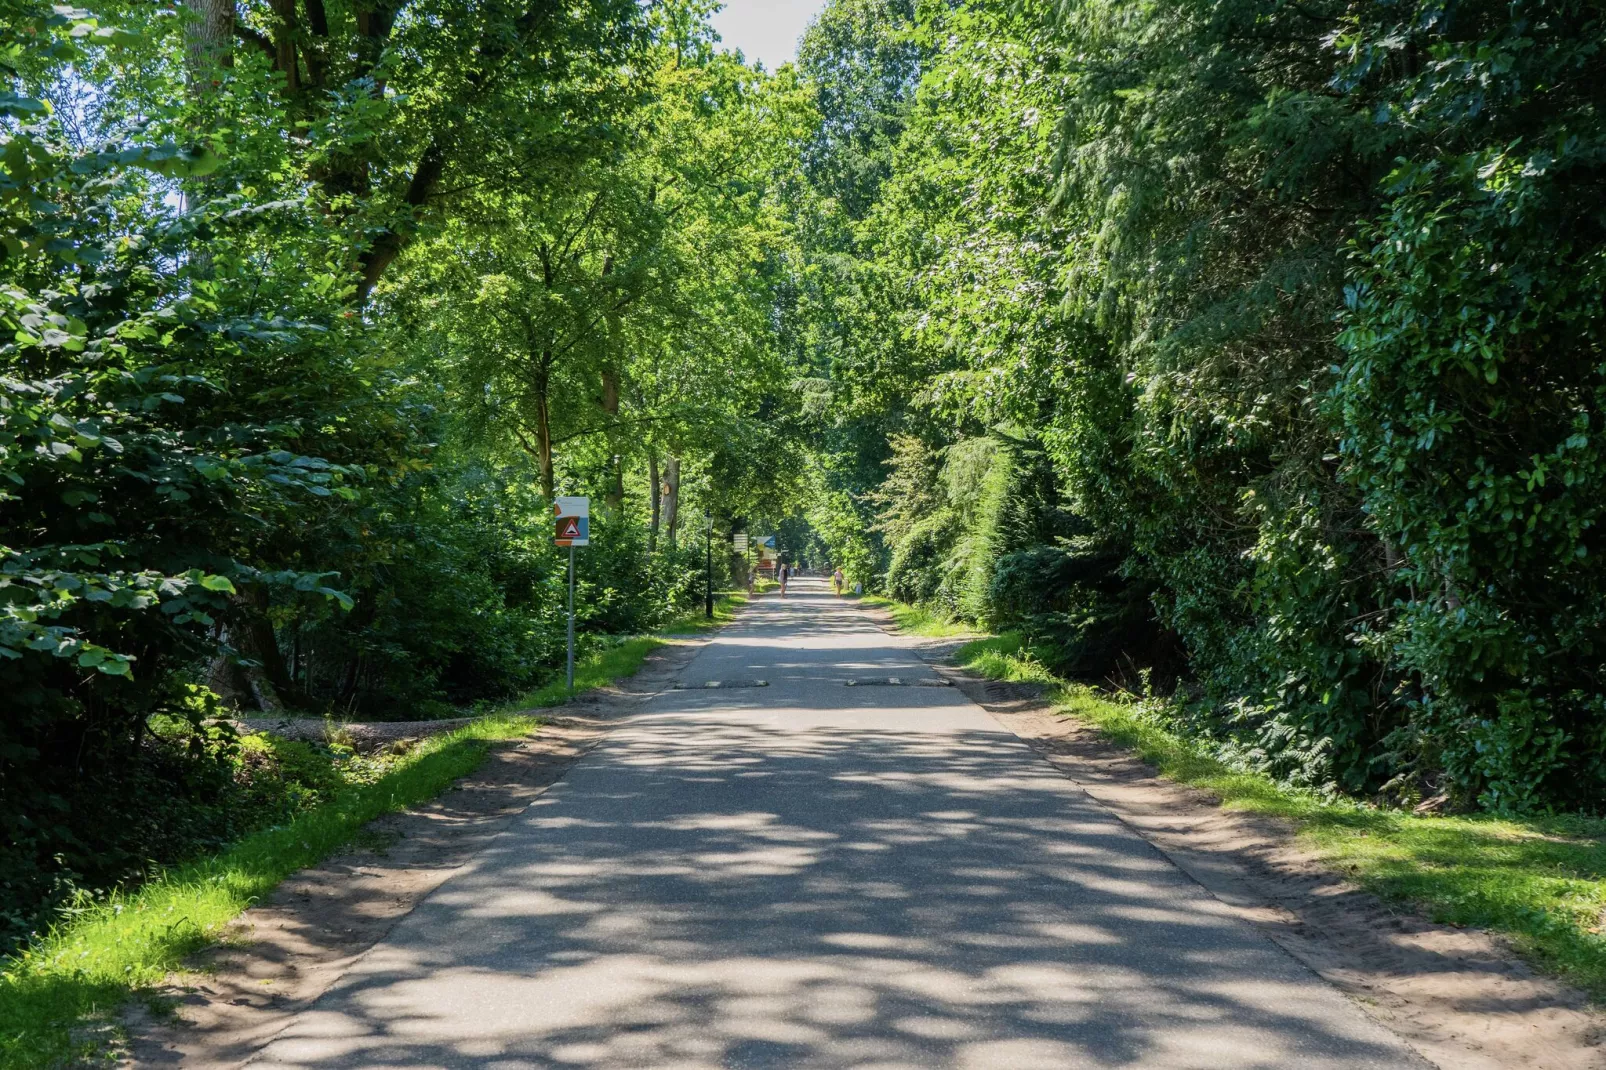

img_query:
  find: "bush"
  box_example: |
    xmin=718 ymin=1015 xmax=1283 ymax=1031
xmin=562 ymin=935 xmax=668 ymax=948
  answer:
xmin=885 ymin=510 xmax=961 ymax=605
xmin=0 ymin=714 xmax=387 ymax=957
xmin=989 ymin=542 xmax=1161 ymax=680
xmin=1326 ymin=0 xmax=1606 ymax=810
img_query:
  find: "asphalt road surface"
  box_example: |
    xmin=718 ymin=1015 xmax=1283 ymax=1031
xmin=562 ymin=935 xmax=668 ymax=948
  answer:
xmin=250 ymin=578 xmax=1425 ymax=1069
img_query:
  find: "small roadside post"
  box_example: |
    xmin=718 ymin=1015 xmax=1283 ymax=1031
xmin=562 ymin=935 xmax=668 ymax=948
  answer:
xmin=554 ymin=496 xmax=590 ymax=690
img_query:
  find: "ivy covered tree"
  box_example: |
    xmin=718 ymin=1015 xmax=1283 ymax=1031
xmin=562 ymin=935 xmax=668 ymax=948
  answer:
xmin=793 ymin=0 xmax=1606 ymax=812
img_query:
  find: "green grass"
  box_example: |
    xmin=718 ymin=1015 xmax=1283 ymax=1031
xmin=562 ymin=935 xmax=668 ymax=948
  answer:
xmin=859 ymin=595 xmax=976 ymax=638
xmin=951 ymin=632 xmax=1606 ymax=1001
xmin=512 ymin=635 xmax=681 ymax=710
xmin=0 ymin=592 xmax=754 ymax=1067
xmin=0 ymin=713 xmax=538 ymax=1069
xmin=662 ymin=590 xmax=749 ymax=634
xmin=505 ymin=592 xmax=749 ymax=711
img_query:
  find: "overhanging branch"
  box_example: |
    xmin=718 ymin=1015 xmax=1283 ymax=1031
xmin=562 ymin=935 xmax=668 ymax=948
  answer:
xmin=355 ymin=140 xmax=446 ymax=305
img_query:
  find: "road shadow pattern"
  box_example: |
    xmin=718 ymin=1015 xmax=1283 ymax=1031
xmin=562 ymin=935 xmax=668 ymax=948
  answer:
xmin=252 ymin=712 xmax=1418 ymax=1069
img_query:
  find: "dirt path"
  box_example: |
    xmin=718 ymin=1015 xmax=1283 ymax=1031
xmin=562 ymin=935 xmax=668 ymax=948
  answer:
xmin=121 ymin=634 xmax=717 ymax=1069
xmin=884 ymin=621 xmax=1606 ymax=1070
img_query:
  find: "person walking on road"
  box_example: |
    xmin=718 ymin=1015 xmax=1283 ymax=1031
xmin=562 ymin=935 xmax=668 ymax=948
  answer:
xmin=779 ymin=563 xmax=791 ymax=596
xmin=832 ymin=567 xmax=844 ymax=595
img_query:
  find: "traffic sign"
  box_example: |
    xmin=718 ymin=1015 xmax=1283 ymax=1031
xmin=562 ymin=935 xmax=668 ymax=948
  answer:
xmin=552 ymin=496 xmax=590 ymax=690
xmin=554 ymin=496 xmax=589 ymax=546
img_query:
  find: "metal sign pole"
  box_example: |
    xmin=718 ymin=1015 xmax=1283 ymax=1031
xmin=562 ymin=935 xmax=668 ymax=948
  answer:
xmin=566 ymin=543 xmax=576 ymax=690
xmin=553 ymin=495 xmax=588 ymax=693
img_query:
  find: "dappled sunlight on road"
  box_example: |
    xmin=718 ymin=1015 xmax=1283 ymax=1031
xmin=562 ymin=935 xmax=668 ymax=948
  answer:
xmin=251 ymin=581 xmax=1421 ymax=1069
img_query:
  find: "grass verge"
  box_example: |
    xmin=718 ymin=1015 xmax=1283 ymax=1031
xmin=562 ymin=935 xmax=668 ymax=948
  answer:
xmin=858 ymin=594 xmax=975 ymax=638
xmin=1 ymin=592 xmax=751 ymax=1067
xmin=947 ymin=632 xmax=1606 ymax=1000
xmin=508 ymin=591 xmax=748 ymax=710
xmin=0 ymin=713 xmax=537 ymax=1069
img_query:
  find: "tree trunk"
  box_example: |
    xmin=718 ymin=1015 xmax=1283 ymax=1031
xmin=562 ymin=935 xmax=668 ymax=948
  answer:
xmin=662 ymin=456 xmax=681 ymax=550
xmin=648 ymin=450 xmax=661 ymax=554
xmin=268 ymin=0 xmax=300 ymax=92
xmin=204 ymin=624 xmax=252 ymax=708
xmin=302 ymin=0 xmax=328 ymax=84
xmin=355 ymin=141 xmax=444 ymax=305
xmin=243 ymin=664 xmax=287 ymax=714
xmin=534 ymin=356 xmax=554 ymax=498
xmin=240 ymin=588 xmax=296 ymax=710
xmin=211 ymin=638 xmax=288 ymax=713
xmin=335 ymin=593 xmax=378 ymax=708
xmin=602 ymin=368 xmax=623 ymax=510
xmin=205 ymin=604 xmax=288 ymax=713
xmin=339 ymin=653 xmax=362 ymax=709
xmin=598 ymin=252 xmax=624 ymax=511
xmin=180 ymin=0 xmax=231 ymax=274
xmin=182 ymin=0 xmax=234 ymax=86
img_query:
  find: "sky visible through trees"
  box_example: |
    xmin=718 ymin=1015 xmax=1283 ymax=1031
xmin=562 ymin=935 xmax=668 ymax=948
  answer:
xmin=710 ymin=0 xmax=826 ymax=71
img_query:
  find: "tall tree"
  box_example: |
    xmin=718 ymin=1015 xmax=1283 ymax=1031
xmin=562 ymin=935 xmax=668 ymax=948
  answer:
xmin=406 ymin=33 xmax=806 ymax=501
xmin=175 ymin=0 xmax=648 ymax=303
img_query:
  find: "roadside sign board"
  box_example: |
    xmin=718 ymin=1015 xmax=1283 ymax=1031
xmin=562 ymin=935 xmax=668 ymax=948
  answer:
xmin=554 ymin=496 xmax=590 ymax=547
xmin=733 ymin=533 xmax=749 ymax=552
xmin=554 ymin=496 xmax=589 ymax=688
xmin=757 ymin=535 xmax=776 ymax=548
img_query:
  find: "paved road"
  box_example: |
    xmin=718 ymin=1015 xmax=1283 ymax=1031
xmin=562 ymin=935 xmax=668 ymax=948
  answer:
xmin=251 ymin=580 xmax=1424 ymax=1069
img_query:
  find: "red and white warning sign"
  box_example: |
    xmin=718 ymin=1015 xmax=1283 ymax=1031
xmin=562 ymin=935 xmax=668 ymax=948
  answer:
xmin=554 ymin=496 xmax=590 ymax=547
